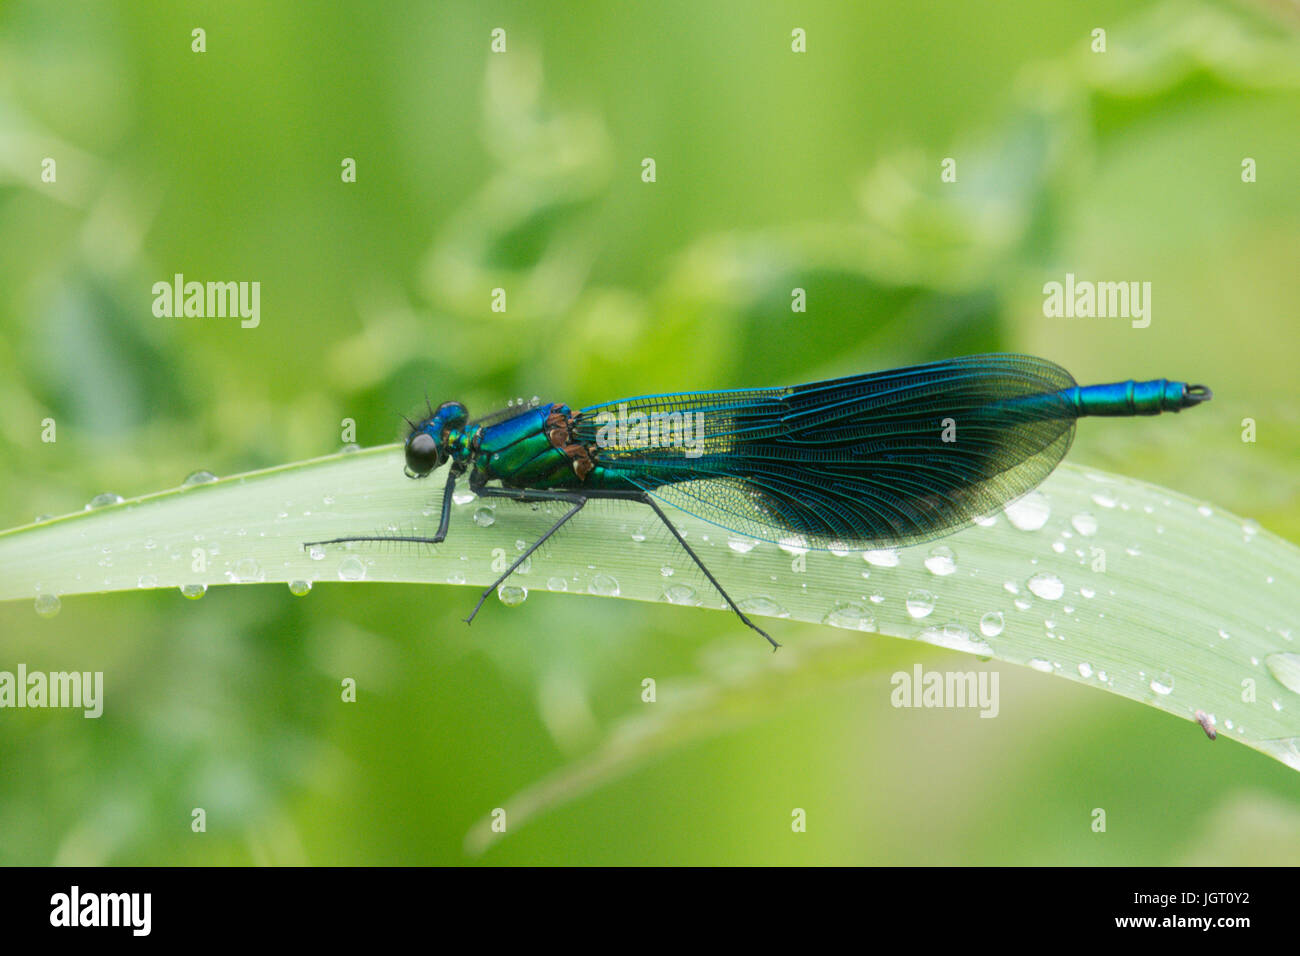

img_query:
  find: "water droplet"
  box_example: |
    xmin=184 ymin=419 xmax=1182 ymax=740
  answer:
xmin=662 ymin=585 xmax=700 ymax=606
xmin=1026 ymin=573 xmax=1064 ymax=601
xmin=288 ymin=579 xmax=312 ymax=596
xmin=85 ymin=492 xmax=124 ymax=510
xmin=1125 ymin=544 xmax=1142 ymax=557
xmin=452 ymin=489 xmax=476 ymax=506
xmin=917 ymin=623 xmax=991 ymax=656
xmin=1242 ymin=519 xmax=1260 ymax=538
xmin=660 ymin=565 xmax=674 ymax=577
xmin=979 ymin=611 xmax=1004 ymax=637
xmin=1067 ymin=509 xmax=1095 ymax=531
xmin=737 ymin=596 xmax=790 ymax=618
xmin=924 ymin=545 xmax=956 ymax=576
xmin=34 ymin=513 xmax=53 ymax=523
xmin=973 ymin=513 xmax=998 ymax=528
xmin=588 ymin=574 xmax=620 ymax=597
xmin=1077 ymin=662 xmax=1094 ymax=679
xmin=497 ymin=585 xmax=528 ymax=606
xmin=179 ymin=583 xmax=207 ymax=600
xmin=447 ymin=572 xmax=466 ymax=585
xmin=1197 ymin=504 xmax=1213 ymax=517
xmin=864 ymin=549 xmax=900 ymax=568
xmin=308 ymin=544 xmax=326 ymax=561
xmin=869 ymin=593 xmax=885 ymax=604
xmin=1079 ymin=585 xmax=1095 ymax=599
xmin=1090 ymin=491 xmax=1117 ymax=509
xmin=137 ymin=574 xmax=158 ymax=589
xmin=1217 ymin=628 xmax=1230 ymax=640
xmin=727 ymin=536 xmax=758 ymax=554
xmin=472 ymin=507 xmax=496 ymax=527
xmin=630 ymin=531 xmax=647 ymax=543
xmin=906 ymin=589 xmax=936 ymax=619
xmin=1257 ymin=738 xmax=1300 ymax=771
xmin=778 ymin=536 xmax=809 ymax=556
xmin=232 ymin=558 xmax=262 ymax=583
xmin=182 ymin=470 xmax=218 ymax=487
xmin=1014 ymin=596 xmax=1032 ymax=611
xmin=1028 ymin=658 xmax=1054 ymax=673
xmin=546 ymin=577 xmax=568 ymax=591
xmin=1004 ymin=491 xmax=1050 ymax=530
xmin=828 ymin=541 xmax=851 ymax=557
xmin=338 ymin=556 xmax=366 ymax=581
xmin=1149 ymin=674 xmax=1175 ymax=695
xmin=1265 ymin=653 xmax=1300 ymax=695
xmin=823 ymin=602 xmax=874 ymax=631
xmin=34 ymin=594 xmax=61 ymax=618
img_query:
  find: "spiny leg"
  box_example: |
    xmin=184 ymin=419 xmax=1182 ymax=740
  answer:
xmin=464 ymin=488 xmax=588 ymax=625
xmin=639 ymin=494 xmax=779 ymax=650
xmin=304 ymin=466 xmax=461 ymax=551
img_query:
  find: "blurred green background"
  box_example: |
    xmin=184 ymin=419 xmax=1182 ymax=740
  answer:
xmin=1 ymin=0 xmax=1298 ymax=864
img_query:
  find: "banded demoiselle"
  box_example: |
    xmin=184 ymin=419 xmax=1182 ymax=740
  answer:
xmin=307 ymin=354 xmax=1211 ymax=647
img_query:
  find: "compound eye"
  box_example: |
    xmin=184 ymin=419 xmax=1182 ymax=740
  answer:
xmin=405 ymin=432 xmax=442 ymax=477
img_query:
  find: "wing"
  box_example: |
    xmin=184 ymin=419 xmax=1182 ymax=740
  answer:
xmin=573 ymin=354 xmax=1079 ymax=549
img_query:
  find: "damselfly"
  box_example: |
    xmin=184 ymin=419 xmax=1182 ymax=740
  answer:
xmin=307 ymin=354 xmax=1211 ymax=647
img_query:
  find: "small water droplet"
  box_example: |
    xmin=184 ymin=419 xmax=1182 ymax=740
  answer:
xmin=662 ymin=584 xmax=700 ymax=606
xmin=34 ymin=594 xmax=61 ymax=618
xmin=727 ymin=536 xmax=758 ymax=554
xmin=137 ymin=574 xmax=158 ymax=589
xmin=924 ymin=545 xmax=957 ymax=576
xmin=183 ymin=470 xmax=218 ymax=487
xmin=308 ymin=545 xmax=326 ymax=561
xmin=1069 ymin=512 xmax=1098 ymax=536
xmin=232 ymin=558 xmax=262 ymax=583
xmin=823 ymin=602 xmax=874 ymax=631
xmin=778 ymin=536 xmax=809 ymax=556
xmin=34 ymin=513 xmax=53 ymax=523
xmin=85 ymin=492 xmax=124 ymax=510
xmin=1090 ymin=491 xmax=1117 ymax=509
xmin=1077 ymin=662 xmax=1094 ymax=679
xmin=179 ymin=583 xmax=207 ymax=600
xmin=1218 ymin=628 xmax=1230 ymax=640
xmin=906 ymin=589 xmax=936 ymax=619
xmin=1014 ymin=596 xmax=1032 ymax=611
xmin=1027 ymin=573 xmax=1064 ymax=601
xmin=1004 ymin=491 xmax=1050 ymax=530
xmin=1197 ymin=504 xmax=1213 ymax=517
xmin=979 ymin=611 xmax=1004 ymax=637
xmin=864 ymin=549 xmax=900 ymax=568
xmin=869 ymin=593 xmax=885 ymax=604
xmin=1265 ymin=653 xmax=1300 ymax=695
xmin=660 ymin=565 xmax=674 ymax=577
xmin=738 ymin=596 xmax=790 ymax=618
xmin=452 ymin=489 xmax=476 ymax=506
xmin=497 ymin=585 xmax=528 ymax=606
xmin=338 ymin=556 xmax=366 ymax=581
xmin=472 ymin=507 xmax=496 ymax=527
xmin=630 ymin=531 xmax=647 ymax=543
xmin=917 ymin=623 xmax=991 ymax=656
xmin=288 ymin=579 xmax=312 ymax=596
xmin=546 ymin=577 xmax=568 ymax=591
xmin=1079 ymin=585 xmax=1095 ymax=599
xmin=1149 ymin=674 xmax=1175 ymax=695
xmin=1028 ymin=658 xmax=1054 ymax=673
xmin=340 ymin=443 xmax=360 ymax=454
xmin=588 ymin=574 xmax=620 ymax=597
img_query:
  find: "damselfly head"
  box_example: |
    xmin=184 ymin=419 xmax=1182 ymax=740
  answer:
xmin=403 ymin=400 xmax=469 ymax=478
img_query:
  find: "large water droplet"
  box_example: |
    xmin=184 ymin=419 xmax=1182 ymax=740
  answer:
xmin=823 ymin=602 xmax=874 ymax=631
xmin=1265 ymin=653 xmax=1300 ymax=695
xmin=1077 ymin=662 xmax=1094 ymax=679
xmin=727 ymin=536 xmax=759 ymax=554
xmin=864 ymin=549 xmax=900 ymax=567
xmin=497 ymin=585 xmax=528 ymax=607
xmin=85 ymin=492 xmax=124 ymax=510
xmin=288 ymin=579 xmax=313 ymax=596
xmin=179 ymin=583 xmax=207 ymax=600
xmin=472 ymin=507 xmax=496 ymax=528
xmin=1028 ymin=658 xmax=1054 ymax=673
xmin=588 ymin=574 xmax=620 ymax=597
xmin=979 ymin=611 xmax=1004 ymax=637
xmin=338 ymin=556 xmax=366 ymax=581
xmin=1026 ymin=572 xmax=1064 ymax=601
xmin=1004 ymin=491 xmax=1050 ymax=531
xmin=917 ymin=623 xmax=992 ymax=656
xmin=183 ymin=470 xmax=218 ymax=487
xmin=34 ymin=594 xmax=61 ymax=618
xmin=778 ymin=536 xmax=809 ymax=556
xmin=662 ymin=585 xmax=700 ymax=606
xmin=924 ymin=545 xmax=956 ymax=576
xmin=308 ymin=544 xmax=327 ymax=561
xmin=906 ymin=589 xmax=936 ymax=619
xmin=1149 ymin=674 xmax=1175 ymax=695
xmin=1070 ymin=512 xmax=1098 ymax=536
xmin=738 ymin=596 xmax=790 ymax=618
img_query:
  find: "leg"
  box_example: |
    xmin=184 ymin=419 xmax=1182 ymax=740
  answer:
xmin=304 ymin=465 xmax=462 ymax=550
xmin=639 ymin=493 xmax=779 ymax=650
xmin=463 ymin=489 xmax=587 ymax=625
